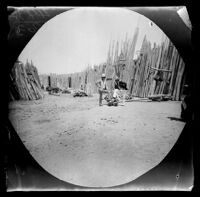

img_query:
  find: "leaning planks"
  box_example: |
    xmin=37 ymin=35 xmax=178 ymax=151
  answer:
xmin=9 ymin=61 xmax=44 ymax=101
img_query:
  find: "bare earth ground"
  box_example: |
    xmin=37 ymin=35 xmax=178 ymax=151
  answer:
xmin=8 ymin=93 xmax=185 ymax=188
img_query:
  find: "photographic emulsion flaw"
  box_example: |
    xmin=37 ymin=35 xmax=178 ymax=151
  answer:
xmin=7 ymin=7 xmax=194 ymax=191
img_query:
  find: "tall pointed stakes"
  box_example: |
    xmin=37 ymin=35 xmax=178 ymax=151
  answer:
xmin=36 ymin=31 xmax=185 ymax=101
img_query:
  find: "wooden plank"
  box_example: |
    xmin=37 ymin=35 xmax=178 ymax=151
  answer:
xmin=172 ymin=53 xmax=181 ymax=100
xmin=22 ymin=64 xmax=34 ymax=100
xmin=175 ymin=58 xmax=185 ymax=100
xmin=169 ymin=48 xmax=179 ymax=100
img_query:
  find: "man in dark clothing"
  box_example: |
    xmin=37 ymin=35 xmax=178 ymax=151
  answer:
xmin=113 ymin=77 xmax=127 ymax=105
xmin=113 ymin=77 xmax=120 ymax=100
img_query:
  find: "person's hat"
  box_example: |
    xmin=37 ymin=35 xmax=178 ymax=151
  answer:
xmin=101 ymin=73 xmax=106 ymax=78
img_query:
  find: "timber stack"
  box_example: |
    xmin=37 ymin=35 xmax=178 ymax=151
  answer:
xmin=9 ymin=60 xmax=44 ymax=101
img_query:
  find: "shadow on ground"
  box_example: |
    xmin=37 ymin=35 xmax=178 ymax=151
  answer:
xmin=167 ymin=117 xmax=186 ymax=122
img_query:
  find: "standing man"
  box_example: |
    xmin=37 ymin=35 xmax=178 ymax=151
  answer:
xmin=96 ymin=73 xmax=109 ymax=106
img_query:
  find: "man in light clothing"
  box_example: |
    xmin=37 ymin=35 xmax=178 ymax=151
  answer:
xmin=96 ymin=73 xmax=109 ymax=106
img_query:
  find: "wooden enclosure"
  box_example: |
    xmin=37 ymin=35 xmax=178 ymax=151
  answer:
xmin=39 ymin=29 xmax=186 ymax=101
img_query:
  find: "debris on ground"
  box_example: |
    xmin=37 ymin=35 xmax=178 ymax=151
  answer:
xmin=104 ymin=95 xmax=119 ymax=106
xmin=107 ymin=98 xmax=119 ymax=106
xmin=125 ymin=94 xmax=134 ymax=100
xmin=46 ymin=86 xmax=62 ymax=96
xmin=148 ymin=94 xmax=172 ymax=101
xmin=73 ymin=91 xmax=88 ymax=97
xmin=62 ymin=88 xmax=71 ymax=94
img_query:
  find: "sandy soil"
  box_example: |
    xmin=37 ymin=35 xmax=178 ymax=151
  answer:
xmin=8 ymin=93 xmax=185 ymax=188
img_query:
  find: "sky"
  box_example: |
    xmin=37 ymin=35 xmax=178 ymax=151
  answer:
xmin=19 ymin=7 xmax=166 ymax=75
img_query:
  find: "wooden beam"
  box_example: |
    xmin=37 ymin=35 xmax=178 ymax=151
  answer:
xmin=149 ymin=66 xmax=172 ymax=72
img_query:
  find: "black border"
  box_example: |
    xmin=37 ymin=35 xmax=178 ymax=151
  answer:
xmin=2 ymin=0 xmax=200 ymax=193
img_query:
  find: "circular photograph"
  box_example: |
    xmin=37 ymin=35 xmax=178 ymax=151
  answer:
xmin=8 ymin=7 xmax=187 ymax=188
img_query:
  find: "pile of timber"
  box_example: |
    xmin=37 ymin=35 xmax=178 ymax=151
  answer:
xmin=9 ymin=60 xmax=44 ymax=101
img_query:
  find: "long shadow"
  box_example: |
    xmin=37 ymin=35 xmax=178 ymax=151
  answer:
xmin=167 ymin=117 xmax=186 ymax=122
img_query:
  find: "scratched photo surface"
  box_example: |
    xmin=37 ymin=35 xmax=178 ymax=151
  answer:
xmin=7 ymin=7 xmax=193 ymax=191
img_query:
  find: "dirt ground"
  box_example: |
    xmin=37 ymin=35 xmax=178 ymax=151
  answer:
xmin=8 ymin=93 xmax=185 ymax=188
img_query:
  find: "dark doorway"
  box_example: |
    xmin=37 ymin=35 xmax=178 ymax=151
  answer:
xmin=68 ymin=77 xmax=71 ymax=88
xmin=48 ymin=76 xmax=51 ymax=87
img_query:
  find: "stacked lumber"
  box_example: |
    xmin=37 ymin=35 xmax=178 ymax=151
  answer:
xmin=9 ymin=60 xmax=44 ymax=101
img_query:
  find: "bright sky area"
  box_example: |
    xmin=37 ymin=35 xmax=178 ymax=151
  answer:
xmin=19 ymin=7 xmax=166 ymax=75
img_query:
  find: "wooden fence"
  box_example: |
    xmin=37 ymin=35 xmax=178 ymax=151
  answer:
xmin=39 ymin=30 xmax=185 ymax=101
